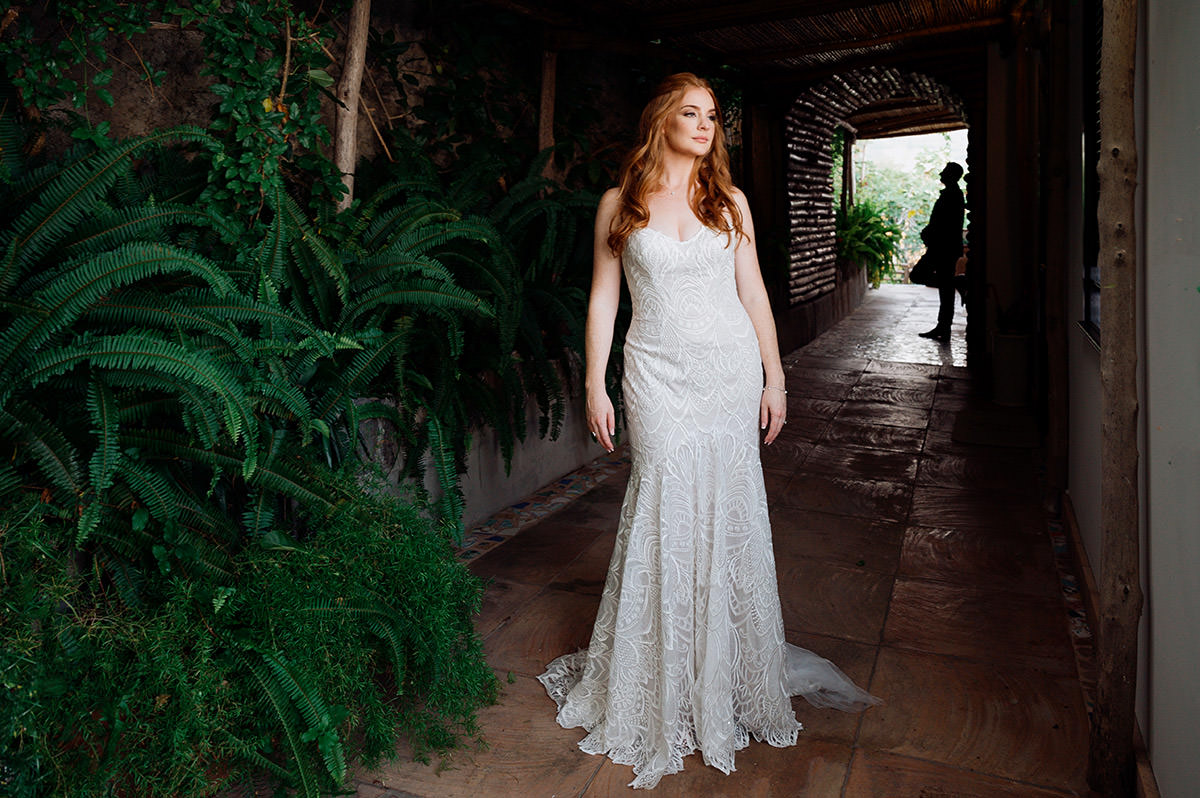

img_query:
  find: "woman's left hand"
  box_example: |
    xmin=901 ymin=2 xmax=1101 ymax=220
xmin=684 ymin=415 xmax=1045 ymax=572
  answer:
xmin=760 ymin=386 xmax=787 ymax=445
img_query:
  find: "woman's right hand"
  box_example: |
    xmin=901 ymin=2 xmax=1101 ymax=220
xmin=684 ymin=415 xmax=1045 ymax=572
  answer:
xmin=586 ymin=388 xmax=616 ymax=452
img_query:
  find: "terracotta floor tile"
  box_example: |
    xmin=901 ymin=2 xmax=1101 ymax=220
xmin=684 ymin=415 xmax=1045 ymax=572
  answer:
xmin=939 ymin=363 xmax=973 ymax=380
xmin=864 ymin=359 xmax=943 ymax=378
xmin=844 ymin=749 xmax=1082 ymax=797
xmin=787 ymin=395 xmax=844 ymax=420
xmin=778 ymin=473 xmax=911 ymax=523
xmin=835 ymin=400 xmax=931 ymax=430
xmin=783 ymin=370 xmax=855 ymax=401
xmin=898 ymin=525 xmax=1058 ymax=598
xmin=820 ymin=419 xmax=927 ymax=454
xmin=771 ymin=417 xmax=829 ymax=445
xmin=775 ymin=558 xmax=893 ymax=643
xmin=483 ymin=588 xmax=601 ymax=676
xmin=805 ymin=443 xmax=920 ymax=484
xmin=928 ymin=407 xmax=960 ymax=432
xmin=549 ymin=497 xmax=630 ymax=531
xmin=854 ymin=371 xmax=940 ymax=393
xmin=883 ymin=578 xmax=1076 ymax=674
xmin=762 ymin=466 xmax=800 ymax=501
xmin=917 ymin=451 xmax=1042 ymax=495
xmin=859 ymin=648 xmax=1090 ymax=793
xmin=581 ymin=477 xmax=630 ymax=506
xmin=583 ymin=736 xmax=853 ymax=797
xmin=770 ymin=506 xmax=904 ymax=574
xmin=475 ymin=578 xmax=544 ymax=638
xmin=359 ymin=672 xmax=601 ymax=798
xmin=908 ymin=485 xmax=1045 ymax=532
xmin=787 ymin=353 xmax=871 ymax=371
xmin=470 ymin=520 xmax=606 ymax=587
xmin=921 ymin=429 xmax=987 ymax=456
xmin=548 ymin=530 xmax=617 ymax=596
xmin=760 ymin=436 xmax=814 ymax=471
xmin=846 ymin=383 xmax=935 ymax=408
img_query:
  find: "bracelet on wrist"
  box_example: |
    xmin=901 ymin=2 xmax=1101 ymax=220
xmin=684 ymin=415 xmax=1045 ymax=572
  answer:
xmin=763 ymin=385 xmax=787 ymax=395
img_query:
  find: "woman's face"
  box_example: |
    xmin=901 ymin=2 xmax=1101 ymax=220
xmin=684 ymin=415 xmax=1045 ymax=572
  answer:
xmin=662 ymin=86 xmax=717 ymax=158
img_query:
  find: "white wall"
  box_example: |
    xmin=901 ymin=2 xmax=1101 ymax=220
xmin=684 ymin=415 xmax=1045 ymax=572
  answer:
xmin=1142 ymin=1 xmax=1200 ymax=792
xmin=1063 ymin=0 xmax=1107 ymax=571
xmin=459 ymin=382 xmax=602 ymax=528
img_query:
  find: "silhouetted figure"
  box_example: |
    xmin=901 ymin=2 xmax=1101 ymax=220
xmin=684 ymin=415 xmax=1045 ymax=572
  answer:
xmin=917 ymin=162 xmax=965 ymax=342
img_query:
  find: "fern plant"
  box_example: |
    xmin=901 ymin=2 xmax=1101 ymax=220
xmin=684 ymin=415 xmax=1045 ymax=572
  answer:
xmin=835 ymin=197 xmax=904 ymax=288
xmin=0 ymin=117 xmax=497 ymax=796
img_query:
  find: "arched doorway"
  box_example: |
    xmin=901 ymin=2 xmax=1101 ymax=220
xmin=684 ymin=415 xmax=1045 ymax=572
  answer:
xmin=780 ymin=66 xmax=972 ymax=357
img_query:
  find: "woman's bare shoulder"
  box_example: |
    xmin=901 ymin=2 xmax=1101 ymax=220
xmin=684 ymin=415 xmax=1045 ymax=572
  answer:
xmin=598 ymin=187 xmax=622 ymax=209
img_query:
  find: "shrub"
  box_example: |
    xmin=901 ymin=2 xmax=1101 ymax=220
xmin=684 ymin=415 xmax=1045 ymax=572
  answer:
xmin=835 ymin=198 xmax=904 ymax=288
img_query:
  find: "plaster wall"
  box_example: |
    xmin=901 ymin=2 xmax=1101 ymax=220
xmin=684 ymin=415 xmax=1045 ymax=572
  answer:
xmin=459 ymin=382 xmax=602 ymax=529
xmin=1062 ymin=0 xmax=1106 ymax=585
xmin=1141 ymin=1 xmax=1200 ymax=791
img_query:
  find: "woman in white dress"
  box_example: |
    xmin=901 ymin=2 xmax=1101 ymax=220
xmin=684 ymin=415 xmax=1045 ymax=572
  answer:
xmin=538 ymin=73 xmax=879 ymax=790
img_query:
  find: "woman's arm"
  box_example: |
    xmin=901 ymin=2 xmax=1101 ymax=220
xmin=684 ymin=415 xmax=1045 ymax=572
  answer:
xmin=731 ymin=188 xmax=787 ymax=445
xmin=584 ymin=188 xmax=623 ymax=453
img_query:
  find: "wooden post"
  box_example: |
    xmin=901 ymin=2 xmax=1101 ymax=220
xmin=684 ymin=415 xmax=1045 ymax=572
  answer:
xmin=538 ymin=48 xmax=557 ymax=154
xmin=1088 ymin=0 xmax=1142 ymax=794
xmin=1044 ymin=0 xmax=1070 ymax=496
xmin=840 ymin=129 xmax=855 ymax=211
xmin=334 ymin=0 xmax=371 ymax=211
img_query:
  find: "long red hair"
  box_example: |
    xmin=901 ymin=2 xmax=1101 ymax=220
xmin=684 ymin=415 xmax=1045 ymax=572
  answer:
xmin=606 ymin=73 xmax=744 ymax=256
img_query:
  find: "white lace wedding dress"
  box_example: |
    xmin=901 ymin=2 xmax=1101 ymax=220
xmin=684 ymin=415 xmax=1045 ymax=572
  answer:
xmin=538 ymin=225 xmax=878 ymax=789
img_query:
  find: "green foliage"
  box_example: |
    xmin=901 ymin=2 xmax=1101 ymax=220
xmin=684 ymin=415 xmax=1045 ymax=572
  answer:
xmin=838 ymin=132 xmax=964 ymax=269
xmin=0 ymin=1 xmax=343 ymax=204
xmin=0 ymin=123 xmax=498 ymax=796
xmin=836 ymin=197 xmax=903 ymax=289
xmin=1 ymin=480 xmax=495 ymax=797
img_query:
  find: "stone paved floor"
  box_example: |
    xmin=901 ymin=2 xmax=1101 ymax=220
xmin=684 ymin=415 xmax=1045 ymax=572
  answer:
xmin=355 ymin=285 xmax=1096 ymax=797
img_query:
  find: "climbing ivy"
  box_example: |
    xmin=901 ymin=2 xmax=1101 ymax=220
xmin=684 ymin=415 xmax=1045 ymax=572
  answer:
xmin=0 ymin=0 xmax=343 ymax=206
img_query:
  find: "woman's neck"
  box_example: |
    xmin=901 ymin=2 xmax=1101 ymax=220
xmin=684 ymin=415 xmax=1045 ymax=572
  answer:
xmin=659 ymin=152 xmax=698 ymax=195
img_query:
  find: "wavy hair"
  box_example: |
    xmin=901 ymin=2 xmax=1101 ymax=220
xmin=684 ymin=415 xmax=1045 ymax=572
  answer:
xmin=606 ymin=73 xmax=744 ymax=256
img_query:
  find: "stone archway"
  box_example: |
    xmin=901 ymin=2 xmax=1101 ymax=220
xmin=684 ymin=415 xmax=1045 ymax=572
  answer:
xmin=784 ymin=66 xmax=966 ymax=306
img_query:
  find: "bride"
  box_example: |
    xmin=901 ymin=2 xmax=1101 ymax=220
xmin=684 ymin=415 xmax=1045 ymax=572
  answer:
xmin=538 ymin=72 xmax=879 ymax=789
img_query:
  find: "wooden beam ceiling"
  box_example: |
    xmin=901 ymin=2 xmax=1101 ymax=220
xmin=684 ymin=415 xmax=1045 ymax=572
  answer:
xmin=640 ymin=0 xmax=887 ymax=35
xmin=727 ymin=16 xmax=1009 ymax=65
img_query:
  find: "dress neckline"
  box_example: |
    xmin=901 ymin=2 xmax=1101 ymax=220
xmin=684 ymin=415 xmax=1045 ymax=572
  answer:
xmin=638 ymin=225 xmax=709 ymax=244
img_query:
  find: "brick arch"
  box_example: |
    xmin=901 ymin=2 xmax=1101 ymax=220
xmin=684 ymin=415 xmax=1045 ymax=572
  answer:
xmin=784 ymin=67 xmax=966 ymax=305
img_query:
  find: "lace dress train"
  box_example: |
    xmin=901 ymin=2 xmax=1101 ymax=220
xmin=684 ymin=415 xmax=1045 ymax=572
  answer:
xmin=538 ymin=226 xmax=878 ymax=789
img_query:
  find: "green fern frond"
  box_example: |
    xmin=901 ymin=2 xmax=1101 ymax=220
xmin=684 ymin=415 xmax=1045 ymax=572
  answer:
xmin=64 ymin=203 xmax=218 ymax=255
xmin=249 ymin=376 xmax=313 ymax=432
xmin=361 ymin=200 xmax=461 ymax=252
xmin=391 ymin=215 xmax=497 ymax=258
xmin=258 ymin=648 xmax=346 ymax=783
xmin=425 ymin=415 xmax=464 ymax=538
xmin=278 ymin=191 xmax=349 ymax=303
xmin=23 ymin=332 xmax=256 ymax=454
xmin=350 ymin=251 xmax=457 ymax=290
xmin=122 ymin=431 xmax=336 ymax=514
xmin=0 ymin=401 xmax=83 ymax=501
xmin=233 ymin=648 xmax=320 ymax=798
xmin=346 ymin=280 xmax=493 ymax=329
xmin=257 ymin=183 xmax=292 ymax=284
xmin=4 ymin=125 xmax=214 ymax=276
xmin=86 ymin=379 xmax=121 ymax=493
xmin=0 ymin=461 xmax=19 ymax=500
xmin=108 ymin=370 xmax=226 ymax=448
xmin=314 ymin=329 xmax=411 ymax=422
xmin=94 ymin=548 xmax=146 ymax=609
xmin=117 ymin=458 xmax=179 ymax=526
xmin=0 ymin=96 xmax=23 ymax=185
xmin=0 ymin=242 xmax=237 ymax=384
xmin=242 ymin=488 xmax=276 ymax=538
